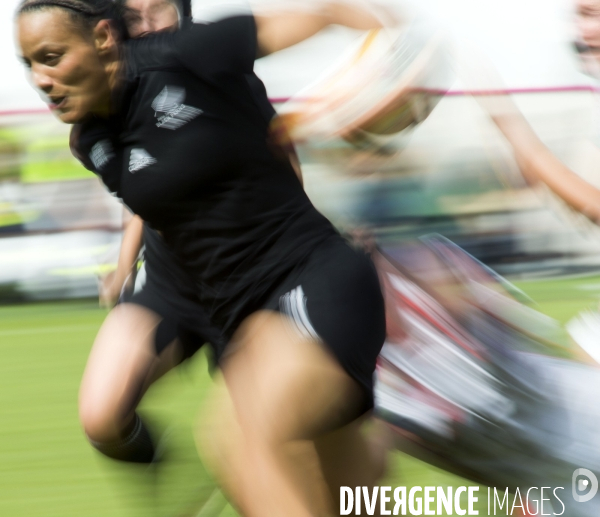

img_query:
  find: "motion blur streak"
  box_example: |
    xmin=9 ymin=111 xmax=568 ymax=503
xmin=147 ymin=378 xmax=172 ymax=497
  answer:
xmin=6 ymin=0 xmax=600 ymax=516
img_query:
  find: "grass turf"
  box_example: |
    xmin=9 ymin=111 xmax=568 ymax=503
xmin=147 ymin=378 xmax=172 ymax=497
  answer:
xmin=0 ymin=274 xmax=598 ymax=516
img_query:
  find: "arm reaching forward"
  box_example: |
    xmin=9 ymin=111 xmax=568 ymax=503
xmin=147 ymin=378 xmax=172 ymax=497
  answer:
xmin=255 ymin=1 xmax=392 ymax=57
xmin=492 ymin=105 xmax=600 ymax=223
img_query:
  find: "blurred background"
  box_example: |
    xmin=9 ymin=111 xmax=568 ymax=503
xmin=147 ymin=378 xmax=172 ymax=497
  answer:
xmin=3 ymin=0 xmax=600 ymax=515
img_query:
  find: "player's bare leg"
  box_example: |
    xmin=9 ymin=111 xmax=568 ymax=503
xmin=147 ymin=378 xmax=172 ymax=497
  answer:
xmin=79 ymin=303 xmax=181 ymax=458
xmin=213 ymin=311 xmax=383 ymax=517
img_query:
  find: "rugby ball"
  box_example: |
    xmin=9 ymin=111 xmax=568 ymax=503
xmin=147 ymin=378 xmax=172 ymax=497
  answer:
xmin=280 ymin=20 xmax=453 ymax=146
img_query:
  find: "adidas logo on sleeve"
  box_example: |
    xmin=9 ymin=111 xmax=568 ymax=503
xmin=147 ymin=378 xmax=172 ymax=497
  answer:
xmin=151 ymin=86 xmax=202 ymax=130
xmin=129 ymin=148 xmax=157 ymax=173
xmin=89 ymin=140 xmax=115 ymax=170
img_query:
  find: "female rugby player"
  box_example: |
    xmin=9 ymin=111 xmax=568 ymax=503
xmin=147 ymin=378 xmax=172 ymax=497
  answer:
xmin=73 ymin=0 xmax=223 ymax=470
xmin=458 ymin=0 xmax=600 ymax=372
xmin=82 ymin=0 xmax=304 ymax=470
xmin=16 ymin=1 xmax=388 ymax=514
xmin=80 ymin=1 xmax=306 ymax=514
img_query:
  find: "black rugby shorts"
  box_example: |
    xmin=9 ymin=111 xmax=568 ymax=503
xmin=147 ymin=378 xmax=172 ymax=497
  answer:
xmin=128 ymin=283 xmax=214 ymax=361
xmin=262 ymin=236 xmax=386 ymax=405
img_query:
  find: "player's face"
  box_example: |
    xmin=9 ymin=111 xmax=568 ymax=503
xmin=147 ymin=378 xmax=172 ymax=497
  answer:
xmin=18 ymin=9 xmax=113 ymax=124
xmin=123 ymin=0 xmax=179 ymax=38
xmin=576 ymin=0 xmax=600 ymax=49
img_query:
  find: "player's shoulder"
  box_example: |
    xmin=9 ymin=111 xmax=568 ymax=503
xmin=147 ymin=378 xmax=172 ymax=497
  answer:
xmin=124 ymin=16 xmax=257 ymax=85
xmin=124 ymin=32 xmax=183 ymax=75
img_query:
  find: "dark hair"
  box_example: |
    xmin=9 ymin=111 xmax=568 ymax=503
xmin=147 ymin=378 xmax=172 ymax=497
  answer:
xmin=18 ymin=0 xmax=127 ymax=39
xmin=180 ymin=0 xmax=191 ymax=18
xmin=113 ymin=0 xmax=192 ymax=20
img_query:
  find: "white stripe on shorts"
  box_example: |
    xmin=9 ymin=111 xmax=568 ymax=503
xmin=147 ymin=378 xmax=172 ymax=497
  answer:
xmin=280 ymin=285 xmax=320 ymax=341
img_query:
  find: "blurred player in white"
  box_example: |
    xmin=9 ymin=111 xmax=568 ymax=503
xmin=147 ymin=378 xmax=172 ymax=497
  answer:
xmin=478 ymin=0 xmax=600 ymax=362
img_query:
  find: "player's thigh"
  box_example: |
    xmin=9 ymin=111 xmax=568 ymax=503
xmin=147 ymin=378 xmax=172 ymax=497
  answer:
xmin=78 ymin=303 xmax=175 ymax=436
xmin=222 ymin=310 xmax=367 ymax=444
xmin=199 ymin=369 xmax=334 ymax=516
xmin=314 ymin=417 xmax=384 ymax=503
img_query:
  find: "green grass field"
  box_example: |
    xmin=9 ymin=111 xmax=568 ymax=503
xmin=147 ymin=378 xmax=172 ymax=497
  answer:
xmin=0 ymin=274 xmax=598 ymax=517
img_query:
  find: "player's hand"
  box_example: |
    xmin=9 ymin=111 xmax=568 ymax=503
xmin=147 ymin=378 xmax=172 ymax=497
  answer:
xmin=98 ymin=270 xmax=123 ymax=308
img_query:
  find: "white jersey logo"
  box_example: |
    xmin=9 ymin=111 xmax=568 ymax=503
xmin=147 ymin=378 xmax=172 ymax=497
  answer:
xmin=129 ymin=148 xmax=157 ymax=173
xmin=89 ymin=139 xmax=114 ymax=170
xmin=151 ymin=86 xmax=202 ymax=130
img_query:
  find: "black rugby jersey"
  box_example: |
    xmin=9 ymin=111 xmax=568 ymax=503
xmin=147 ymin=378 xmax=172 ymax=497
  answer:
xmin=142 ymin=222 xmax=199 ymax=301
xmin=73 ymin=15 xmax=337 ymax=335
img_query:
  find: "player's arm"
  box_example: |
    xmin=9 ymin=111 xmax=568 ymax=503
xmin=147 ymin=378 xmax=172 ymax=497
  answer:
xmin=255 ymin=1 xmax=390 ymax=57
xmin=462 ymin=53 xmax=600 ymax=223
xmin=99 ymin=213 xmax=144 ymax=307
xmin=267 ymin=115 xmax=303 ymax=184
xmin=492 ymin=107 xmax=600 ymax=223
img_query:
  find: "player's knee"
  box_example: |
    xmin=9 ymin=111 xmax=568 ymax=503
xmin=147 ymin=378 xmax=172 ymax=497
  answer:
xmin=82 ymin=411 xmax=157 ymax=464
xmin=78 ymin=395 xmax=125 ymax=443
